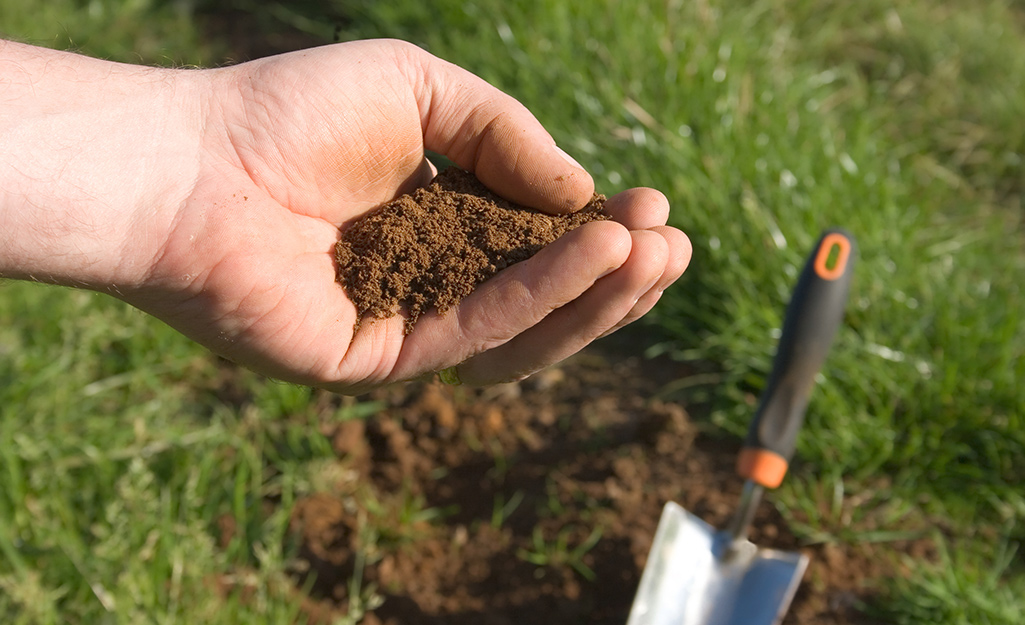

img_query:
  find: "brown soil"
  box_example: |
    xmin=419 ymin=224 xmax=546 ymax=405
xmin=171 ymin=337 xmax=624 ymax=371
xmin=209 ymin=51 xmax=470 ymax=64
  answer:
xmin=335 ymin=167 xmax=608 ymax=332
xmin=273 ymin=336 xmax=931 ymax=625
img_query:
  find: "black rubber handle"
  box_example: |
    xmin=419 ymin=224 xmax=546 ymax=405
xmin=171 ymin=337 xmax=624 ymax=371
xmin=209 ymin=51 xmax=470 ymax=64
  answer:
xmin=738 ymin=229 xmax=856 ymax=488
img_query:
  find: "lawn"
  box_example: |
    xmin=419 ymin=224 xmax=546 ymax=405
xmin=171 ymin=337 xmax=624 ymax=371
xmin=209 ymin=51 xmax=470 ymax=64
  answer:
xmin=1 ymin=0 xmax=1023 ymax=623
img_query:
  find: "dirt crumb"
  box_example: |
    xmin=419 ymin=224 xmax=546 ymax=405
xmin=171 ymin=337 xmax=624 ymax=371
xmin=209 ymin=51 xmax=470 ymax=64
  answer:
xmin=335 ymin=167 xmax=609 ymax=332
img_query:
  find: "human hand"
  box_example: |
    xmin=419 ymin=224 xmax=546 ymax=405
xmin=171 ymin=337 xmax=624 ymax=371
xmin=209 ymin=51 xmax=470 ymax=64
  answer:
xmin=0 ymin=39 xmax=691 ymax=393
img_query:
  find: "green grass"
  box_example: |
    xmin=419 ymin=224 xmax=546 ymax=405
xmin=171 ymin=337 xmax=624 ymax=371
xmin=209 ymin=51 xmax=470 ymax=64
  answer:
xmin=0 ymin=0 xmax=219 ymax=65
xmin=0 ymin=284 xmax=371 ymax=622
xmin=2 ymin=0 xmax=1025 ymax=622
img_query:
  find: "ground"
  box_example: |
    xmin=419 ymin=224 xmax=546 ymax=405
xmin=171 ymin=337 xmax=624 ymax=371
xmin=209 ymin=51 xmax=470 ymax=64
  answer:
xmin=259 ymin=332 xmax=922 ymax=624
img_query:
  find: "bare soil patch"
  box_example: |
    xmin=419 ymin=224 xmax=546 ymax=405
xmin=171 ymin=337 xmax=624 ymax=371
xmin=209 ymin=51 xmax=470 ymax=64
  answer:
xmin=280 ymin=337 xmax=926 ymax=624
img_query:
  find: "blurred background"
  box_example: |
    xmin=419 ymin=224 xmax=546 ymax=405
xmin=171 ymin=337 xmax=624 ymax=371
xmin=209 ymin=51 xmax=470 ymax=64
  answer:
xmin=1 ymin=1 xmax=1023 ymax=623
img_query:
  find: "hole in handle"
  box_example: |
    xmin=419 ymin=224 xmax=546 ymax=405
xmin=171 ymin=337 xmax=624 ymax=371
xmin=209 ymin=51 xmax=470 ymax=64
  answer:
xmin=813 ymin=233 xmax=851 ymax=280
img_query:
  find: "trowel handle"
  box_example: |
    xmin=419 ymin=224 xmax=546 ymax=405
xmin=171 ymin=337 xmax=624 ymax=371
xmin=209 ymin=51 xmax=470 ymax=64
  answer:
xmin=737 ymin=229 xmax=856 ymax=489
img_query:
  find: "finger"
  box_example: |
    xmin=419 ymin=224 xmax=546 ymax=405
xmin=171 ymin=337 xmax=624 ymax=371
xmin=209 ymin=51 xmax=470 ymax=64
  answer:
xmin=648 ymin=225 xmax=692 ymax=291
xmin=598 ymin=283 xmax=666 ymax=340
xmin=390 ymin=219 xmax=633 ymax=379
xmin=454 ymin=228 xmax=671 ymax=385
xmin=325 ymin=312 xmax=408 ymax=395
xmin=602 ymin=187 xmax=671 ymax=230
xmin=402 ymin=44 xmax=594 ymax=214
xmin=599 ymin=225 xmax=692 ymax=337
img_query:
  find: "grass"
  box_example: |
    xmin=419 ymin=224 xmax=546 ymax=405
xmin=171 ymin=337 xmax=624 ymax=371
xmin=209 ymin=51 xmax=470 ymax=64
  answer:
xmin=517 ymin=525 xmax=604 ymax=582
xmin=1 ymin=0 xmax=1024 ymax=623
xmin=0 ymin=284 xmax=368 ymax=622
xmin=0 ymin=0 xmax=218 ymax=65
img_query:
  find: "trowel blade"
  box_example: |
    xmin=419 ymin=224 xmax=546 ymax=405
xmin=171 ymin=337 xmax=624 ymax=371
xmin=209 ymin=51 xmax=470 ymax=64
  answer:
xmin=626 ymin=502 xmax=808 ymax=625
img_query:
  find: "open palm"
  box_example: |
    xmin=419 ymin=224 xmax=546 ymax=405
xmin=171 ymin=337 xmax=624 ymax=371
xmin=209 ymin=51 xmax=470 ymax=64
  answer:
xmin=132 ymin=40 xmax=690 ymax=393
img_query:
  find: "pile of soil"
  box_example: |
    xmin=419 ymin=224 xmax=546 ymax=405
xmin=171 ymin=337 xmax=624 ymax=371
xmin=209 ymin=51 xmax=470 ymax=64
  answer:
xmin=335 ymin=167 xmax=609 ymax=332
xmin=239 ymin=336 xmax=934 ymax=625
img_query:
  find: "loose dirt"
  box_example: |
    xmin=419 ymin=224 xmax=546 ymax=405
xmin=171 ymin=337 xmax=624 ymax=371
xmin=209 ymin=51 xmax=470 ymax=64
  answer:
xmin=335 ymin=167 xmax=608 ymax=332
xmin=271 ymin=336 xmax=931 ymax=625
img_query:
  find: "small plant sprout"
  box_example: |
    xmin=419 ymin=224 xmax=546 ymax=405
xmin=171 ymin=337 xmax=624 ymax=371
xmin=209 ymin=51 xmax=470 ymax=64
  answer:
xmin=517 ymin=525 xmax=604 ymax=582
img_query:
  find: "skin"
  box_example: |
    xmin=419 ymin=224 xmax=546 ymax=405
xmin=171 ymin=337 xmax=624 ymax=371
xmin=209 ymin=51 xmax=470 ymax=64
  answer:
xmin=0 ymin=38 xmax=691 ymax=394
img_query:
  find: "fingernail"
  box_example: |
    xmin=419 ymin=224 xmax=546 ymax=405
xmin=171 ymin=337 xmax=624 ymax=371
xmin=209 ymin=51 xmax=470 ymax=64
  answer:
xmin=555 ymin=145 xmax=584 ymax=171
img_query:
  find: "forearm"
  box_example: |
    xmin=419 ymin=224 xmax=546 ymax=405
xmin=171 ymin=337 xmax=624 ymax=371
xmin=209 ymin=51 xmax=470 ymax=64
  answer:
xmin=0 ymin=40 xmax=208 ymax=291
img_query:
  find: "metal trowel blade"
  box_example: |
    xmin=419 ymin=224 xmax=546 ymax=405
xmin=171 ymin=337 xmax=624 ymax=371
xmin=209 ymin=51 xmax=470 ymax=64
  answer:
xmin=626 ymin=502 xmax=808 ymax=625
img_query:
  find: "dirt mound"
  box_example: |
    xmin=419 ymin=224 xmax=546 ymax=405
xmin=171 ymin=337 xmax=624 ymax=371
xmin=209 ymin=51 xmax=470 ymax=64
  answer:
xmin=273 ymin=338 xmax=927 ymax=624
xmin=335 ymin=167 xmax=608 ymax=332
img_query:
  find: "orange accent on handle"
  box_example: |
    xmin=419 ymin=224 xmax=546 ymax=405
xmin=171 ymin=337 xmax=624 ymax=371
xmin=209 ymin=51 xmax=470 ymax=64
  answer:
xmin=737 ymin=448 xmax=790 ymax=489
xmin=813 ymin=233 xmax=852 ymax=281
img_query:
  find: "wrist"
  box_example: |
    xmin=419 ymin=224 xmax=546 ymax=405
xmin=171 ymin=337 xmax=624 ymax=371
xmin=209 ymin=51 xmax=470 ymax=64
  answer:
xmin=0 ymin=41 xmax=210 ymax=292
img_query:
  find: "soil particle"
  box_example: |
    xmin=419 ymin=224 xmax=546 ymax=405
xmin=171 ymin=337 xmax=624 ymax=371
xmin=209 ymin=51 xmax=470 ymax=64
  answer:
xmin=335 ymin=167 xmax=609 ymax=332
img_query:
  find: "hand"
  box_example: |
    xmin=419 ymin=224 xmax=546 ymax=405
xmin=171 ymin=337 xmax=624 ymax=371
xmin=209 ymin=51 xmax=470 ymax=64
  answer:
xmin=0 ymin=39 xmax=691 ymax=394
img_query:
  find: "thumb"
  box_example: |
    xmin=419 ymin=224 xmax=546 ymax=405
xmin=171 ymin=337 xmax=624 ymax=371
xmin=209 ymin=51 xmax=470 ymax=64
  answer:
xmin=405 ymin=44 xmax=594 ymax=214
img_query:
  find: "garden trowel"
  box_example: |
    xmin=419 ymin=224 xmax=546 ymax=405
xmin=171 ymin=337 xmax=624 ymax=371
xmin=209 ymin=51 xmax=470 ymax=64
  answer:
xmin=627 ymin=229 xmax=856 ymax=625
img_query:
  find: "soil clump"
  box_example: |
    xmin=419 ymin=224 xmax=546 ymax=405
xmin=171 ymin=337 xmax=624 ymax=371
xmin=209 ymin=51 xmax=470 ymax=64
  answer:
xmin=335 ymin=167 xmax=609 ymax=332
